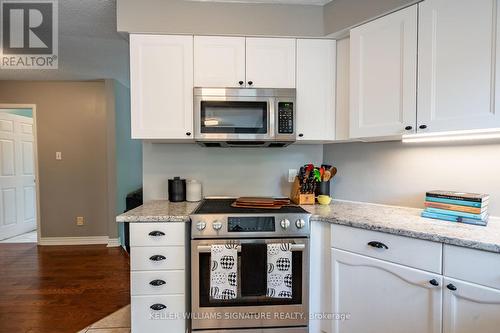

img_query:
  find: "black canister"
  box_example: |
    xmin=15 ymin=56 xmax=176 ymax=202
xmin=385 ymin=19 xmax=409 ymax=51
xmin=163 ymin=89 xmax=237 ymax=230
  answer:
xmin=168 ymin=177 xmax=186 ymax=202
xmin=315 ymin=180 xmax=331 ymax=197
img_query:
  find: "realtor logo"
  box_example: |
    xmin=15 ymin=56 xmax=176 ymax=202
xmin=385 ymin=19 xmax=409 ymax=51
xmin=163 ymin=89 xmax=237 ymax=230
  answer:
xmin=0 ymin=0 xmax=58 ymax=68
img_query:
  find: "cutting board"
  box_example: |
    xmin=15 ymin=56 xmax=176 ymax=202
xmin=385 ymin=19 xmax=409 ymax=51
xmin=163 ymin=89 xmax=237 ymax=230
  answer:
xmin=231 ymin=197 xmax=292 ymax=210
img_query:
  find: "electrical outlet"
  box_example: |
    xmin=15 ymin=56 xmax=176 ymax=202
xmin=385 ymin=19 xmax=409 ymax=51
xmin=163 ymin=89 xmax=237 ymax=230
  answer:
xmin=288 ymin=169 xmax=298 ymax=183
xmin=76 ymin=216 xmax=84 ymax=226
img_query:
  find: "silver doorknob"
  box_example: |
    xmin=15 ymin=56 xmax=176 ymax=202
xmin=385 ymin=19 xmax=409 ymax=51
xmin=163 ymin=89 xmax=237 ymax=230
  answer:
xmin=295 ymin=219 xmax=305 ymax=229
xmin=280 ymin=219 xmax=290 ymax=230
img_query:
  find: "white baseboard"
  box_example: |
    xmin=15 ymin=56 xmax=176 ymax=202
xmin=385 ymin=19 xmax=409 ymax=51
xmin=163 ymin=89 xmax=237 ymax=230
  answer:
xmin=39 ymin=236 xmax=110 ymax=246
xmin=107 ymin=237 xmax=121 ymax=247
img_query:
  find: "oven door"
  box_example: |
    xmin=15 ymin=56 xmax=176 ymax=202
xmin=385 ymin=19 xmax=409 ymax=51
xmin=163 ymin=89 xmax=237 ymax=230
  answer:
xmin=191 ymin=238 xmax=309 ymax=330
xmin=194 ymin=95 xmax=274 ymax=141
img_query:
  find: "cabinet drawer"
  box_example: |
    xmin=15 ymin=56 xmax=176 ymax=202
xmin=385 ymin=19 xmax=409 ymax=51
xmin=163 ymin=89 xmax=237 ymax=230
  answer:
xmin=131 ymin=295 xmax=186 ymax=333
xmin=444 ymin=245 xmax=500 ymax=290
xmin=331 ymin=224 xmax=442 ymax=273
xmin=131 ymin=246 xmax=186 ymax=271
xmin=131 ymin=271 xmax=185 ymax=296
xmin=130 ymin=223 xmax=186 ymax=247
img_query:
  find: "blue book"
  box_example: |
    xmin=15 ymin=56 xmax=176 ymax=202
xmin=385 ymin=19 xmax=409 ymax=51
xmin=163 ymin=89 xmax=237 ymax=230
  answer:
xmin=425 ymin=196 xmax=486 ymax=208
xmin=425 ymin=207 xmax=488 ymax=220
xmin=422 ymin=211 xmax=488 ymax=226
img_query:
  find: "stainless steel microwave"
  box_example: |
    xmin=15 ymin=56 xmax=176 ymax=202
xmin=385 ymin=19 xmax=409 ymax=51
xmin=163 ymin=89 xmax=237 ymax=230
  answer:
xmin=194 ymin=88 xmax=296 ymax=147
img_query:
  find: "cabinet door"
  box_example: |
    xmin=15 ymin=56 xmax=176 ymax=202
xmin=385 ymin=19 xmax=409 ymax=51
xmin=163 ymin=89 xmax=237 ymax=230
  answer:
xmin=296 ymin=39 xmax=336 ymax=142
xmin=331 ymin=249 xmax=442 ymax=333
xmin=130 ymin=34 xmax=193 ymax=139
xmin=444 ymin=278 xmax=500 ymax=333
xmin=310 ymin=221 xmax=333 ymax=333
xmin=194 ymin=36 xmax=246 ymax=88
xmin=418 ymin=0 xmax=500 ymax=132
xmin=349 ymin=5 xmax=417 ymax=139
xmin=246 ymin=38 xmax=296 ymax=88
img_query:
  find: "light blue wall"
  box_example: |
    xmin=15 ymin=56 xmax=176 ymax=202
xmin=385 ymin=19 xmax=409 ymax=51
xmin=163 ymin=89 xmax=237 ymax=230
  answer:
xmin=114 ymin=81 xmax=143 ymax=244
xmin=1 ymin=108 xmax=33 ymax=118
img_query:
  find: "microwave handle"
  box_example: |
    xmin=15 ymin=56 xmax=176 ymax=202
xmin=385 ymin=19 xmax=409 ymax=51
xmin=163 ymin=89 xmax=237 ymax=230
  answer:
xmin=196 ymin=244 xmax=305 ymax=253
xmin=269 ymin=98 xmax=276 ymax=138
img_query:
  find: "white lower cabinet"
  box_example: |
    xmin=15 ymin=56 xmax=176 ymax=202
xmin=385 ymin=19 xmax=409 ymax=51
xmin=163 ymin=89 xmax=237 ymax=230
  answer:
xmin=131 ymin=295 xmax=186 ymax=333
xmin=331 ymin=249 xmax=442 ymax=333
xmin=327 ymin=225 xmax=500 ymax=333
xmin=130 ymin=222 xmax=188 ymax=333
xmin=443 ymin=278 xmax=500 ymax=333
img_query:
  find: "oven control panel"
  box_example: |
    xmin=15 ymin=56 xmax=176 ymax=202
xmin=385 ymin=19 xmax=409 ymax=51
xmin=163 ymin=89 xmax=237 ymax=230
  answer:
xmin=190 ymin=214 xmax=311 ymax=239
xmin=277 ymin=102 xmax=294 ymax=134
xmin=228 ymin=216 xmax=275 ymax=232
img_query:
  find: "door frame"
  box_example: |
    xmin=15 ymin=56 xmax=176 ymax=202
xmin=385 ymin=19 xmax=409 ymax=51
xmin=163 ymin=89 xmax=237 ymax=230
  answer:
xmin=0 ymin=104 xmax=41 ymax=243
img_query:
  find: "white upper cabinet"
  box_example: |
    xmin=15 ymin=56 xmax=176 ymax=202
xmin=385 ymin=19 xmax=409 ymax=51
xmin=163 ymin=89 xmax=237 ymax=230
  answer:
xmin=296 ymin=39 xmax=336 ymax=142
xmin=246 ymin=38 xmax=296 ymax=88
xmin=443 ymin=278 xmax=500 ymax=333
xmin=130 ymin=34 xmax=194 ymax=140
xmin=418 ymin=0 xmax=500 ymax=132
xmin=194 ymin=36 xmax=246 ymax=88
xmin=349 ymin=5 xmax=418 ymax=139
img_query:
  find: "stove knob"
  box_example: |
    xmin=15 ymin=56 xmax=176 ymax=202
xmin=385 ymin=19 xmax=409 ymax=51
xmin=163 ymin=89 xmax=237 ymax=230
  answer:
xmin=280 ymin=219 xmax=291 ymax=230
xmin=196 ymin=222 xmax=206 ymax=231
xmin=212 ymin=221 xmax=223 ymax=231
xmin=295 ymin=219 xmax=306 ymax=229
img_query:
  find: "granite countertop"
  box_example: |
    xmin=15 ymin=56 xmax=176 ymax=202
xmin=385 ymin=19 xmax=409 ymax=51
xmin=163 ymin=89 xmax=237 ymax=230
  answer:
xmin=308 ymin=201 xmax=500 ymax=253
xmin=116 ymin=200 xmax=201 ymax=223
xmin=116 ymin=199 xmax=500 ymax=253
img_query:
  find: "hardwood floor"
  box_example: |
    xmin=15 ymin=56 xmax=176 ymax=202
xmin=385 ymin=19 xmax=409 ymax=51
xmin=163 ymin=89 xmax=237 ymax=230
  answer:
xmin=0 ymin=243 xmax=130 ymax=333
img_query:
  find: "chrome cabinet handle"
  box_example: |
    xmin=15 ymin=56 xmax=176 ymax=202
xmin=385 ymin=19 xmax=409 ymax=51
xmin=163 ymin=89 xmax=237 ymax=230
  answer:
xmin=367 ymin=241 xmax=389 ymax=250
xmin=149 ymin=255 xmax=166 ymax=261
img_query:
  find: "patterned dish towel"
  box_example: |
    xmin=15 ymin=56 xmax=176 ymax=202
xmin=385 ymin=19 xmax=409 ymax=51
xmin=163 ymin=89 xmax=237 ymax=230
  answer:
xmin=267 ymin=243 xmax=292 ymax=299
xmin=210 ymin=244 xmax=238 ymax=300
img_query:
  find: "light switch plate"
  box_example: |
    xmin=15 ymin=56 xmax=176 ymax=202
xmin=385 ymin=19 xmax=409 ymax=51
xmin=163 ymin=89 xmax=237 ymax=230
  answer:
xmin=56 ymin=152 xmax=62 ymax=160
xmin=288 ymin=169 xmax=298 ymax=183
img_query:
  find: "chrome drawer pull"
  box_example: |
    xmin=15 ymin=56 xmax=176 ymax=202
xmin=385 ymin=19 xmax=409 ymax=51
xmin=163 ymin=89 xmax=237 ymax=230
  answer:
xmin=150 ymin=303 xmax=167 ymax=311
xmin=367 ymin=241 xmax=389 ymax=250
xmin=148 ymin=231 xmax=165 ymax=237
xmin=149 ymin=279 xmax=166 ymax=287
xmin=149 ymin=255 xmax=166 ymax=261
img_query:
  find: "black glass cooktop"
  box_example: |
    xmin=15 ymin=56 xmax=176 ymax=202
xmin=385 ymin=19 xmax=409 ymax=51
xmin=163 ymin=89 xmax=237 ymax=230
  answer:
xmin=193 ymin=198 xmax=309 ymax=214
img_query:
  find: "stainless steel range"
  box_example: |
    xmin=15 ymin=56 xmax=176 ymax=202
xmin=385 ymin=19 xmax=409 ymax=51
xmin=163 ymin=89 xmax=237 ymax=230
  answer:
xmin=190 ymin=198 xmax=311 ymax=333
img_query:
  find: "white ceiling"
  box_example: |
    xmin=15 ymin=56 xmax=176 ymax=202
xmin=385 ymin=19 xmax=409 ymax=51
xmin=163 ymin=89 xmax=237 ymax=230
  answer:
xmin=186 ymin=0 xmax=333 ymax=5
xmin=0 ymin=0 xmax=130 ymax=87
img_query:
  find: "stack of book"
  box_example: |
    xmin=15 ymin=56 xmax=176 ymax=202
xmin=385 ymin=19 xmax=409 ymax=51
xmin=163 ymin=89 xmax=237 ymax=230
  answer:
xmin=422 ymin=191 xmax=489 ymax=226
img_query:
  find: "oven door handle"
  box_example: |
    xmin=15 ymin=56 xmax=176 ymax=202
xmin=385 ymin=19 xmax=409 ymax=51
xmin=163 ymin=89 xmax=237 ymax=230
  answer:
xmin=196 ymin=244 xmax=306 ymax=253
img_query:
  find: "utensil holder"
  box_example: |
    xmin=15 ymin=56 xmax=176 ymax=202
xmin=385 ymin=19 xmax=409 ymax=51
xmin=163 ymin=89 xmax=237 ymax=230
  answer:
xmin=315 ymin=181 xmax=331 ymax=197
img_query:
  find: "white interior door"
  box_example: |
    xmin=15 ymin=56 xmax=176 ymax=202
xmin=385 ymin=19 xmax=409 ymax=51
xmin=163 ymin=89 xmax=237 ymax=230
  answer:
xmin=0 ymin=112 xmax=36 ymax=240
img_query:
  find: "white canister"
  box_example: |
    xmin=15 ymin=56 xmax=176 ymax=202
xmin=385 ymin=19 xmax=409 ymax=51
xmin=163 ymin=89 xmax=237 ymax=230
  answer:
xmin=186 ymin=179 xmax=202 ymax=202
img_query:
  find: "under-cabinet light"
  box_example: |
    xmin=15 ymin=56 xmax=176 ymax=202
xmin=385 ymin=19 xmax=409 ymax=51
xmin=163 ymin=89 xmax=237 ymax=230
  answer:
xmin=402 ymin=128 xmax=500 ymax=143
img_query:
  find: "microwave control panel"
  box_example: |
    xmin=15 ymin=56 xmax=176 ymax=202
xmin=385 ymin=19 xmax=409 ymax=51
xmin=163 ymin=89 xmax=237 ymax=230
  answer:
xmin=278 ymin=102 xmax=294 ymax=134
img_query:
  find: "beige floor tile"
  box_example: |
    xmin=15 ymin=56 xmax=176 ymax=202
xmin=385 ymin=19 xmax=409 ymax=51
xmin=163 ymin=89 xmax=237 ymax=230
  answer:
xmin=89 ymin=305 xmax=131 ymax=329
